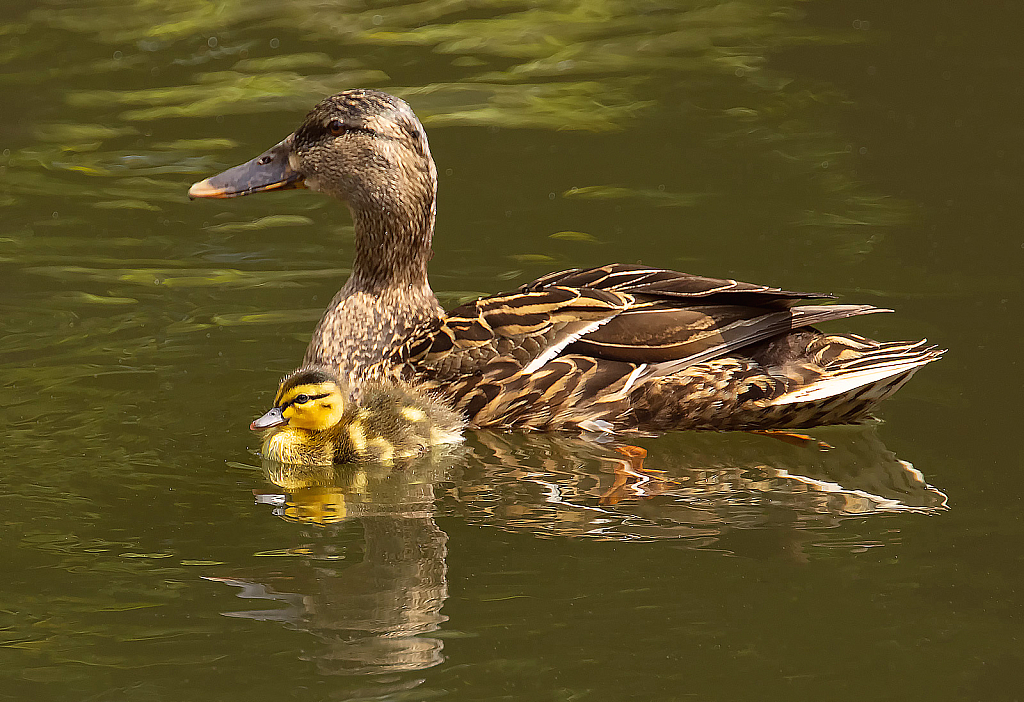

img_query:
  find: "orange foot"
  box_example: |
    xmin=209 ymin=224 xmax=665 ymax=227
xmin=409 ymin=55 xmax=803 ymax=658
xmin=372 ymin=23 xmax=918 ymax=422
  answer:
xmin=600 ymin=444 xmax=671 ymax=505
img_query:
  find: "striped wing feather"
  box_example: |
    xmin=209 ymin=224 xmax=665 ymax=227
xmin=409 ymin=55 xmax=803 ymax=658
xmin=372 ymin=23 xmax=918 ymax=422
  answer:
xmin=521 ymin=263 xmax=831 ymax=306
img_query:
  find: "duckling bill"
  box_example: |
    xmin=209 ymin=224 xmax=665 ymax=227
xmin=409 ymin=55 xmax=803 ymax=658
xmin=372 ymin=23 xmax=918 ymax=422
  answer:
xmin=252 ymin=367 xmax=464 ymax=466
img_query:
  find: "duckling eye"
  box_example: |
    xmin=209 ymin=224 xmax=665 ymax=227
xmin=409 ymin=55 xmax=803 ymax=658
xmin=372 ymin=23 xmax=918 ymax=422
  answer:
xmin=327 ymin=119 xmax=349 ymax=137
xmin=294 ymin=394 xmax=310 ymax=404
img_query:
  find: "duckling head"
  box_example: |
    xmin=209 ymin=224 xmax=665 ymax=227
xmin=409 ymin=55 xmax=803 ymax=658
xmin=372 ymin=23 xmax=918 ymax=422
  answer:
xmin=251 ymin=368 xmax=348 ymax=433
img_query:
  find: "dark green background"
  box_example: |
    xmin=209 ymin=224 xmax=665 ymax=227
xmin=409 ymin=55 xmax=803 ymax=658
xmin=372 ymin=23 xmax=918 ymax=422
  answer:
xmin=1 ymin=0 xmax=1020 ymax=699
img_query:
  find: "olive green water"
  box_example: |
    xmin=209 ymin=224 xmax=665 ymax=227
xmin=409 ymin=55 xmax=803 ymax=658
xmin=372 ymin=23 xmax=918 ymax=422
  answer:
xmin=1 ymin=0 xmax=1021 ymax=699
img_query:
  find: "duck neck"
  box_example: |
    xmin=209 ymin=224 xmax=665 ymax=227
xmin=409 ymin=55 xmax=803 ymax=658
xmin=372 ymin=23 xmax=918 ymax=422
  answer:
xmin=345 ymin=191 xmax=436 ymax=295
xmin=302 ymin=188 xmax=443 ymax=386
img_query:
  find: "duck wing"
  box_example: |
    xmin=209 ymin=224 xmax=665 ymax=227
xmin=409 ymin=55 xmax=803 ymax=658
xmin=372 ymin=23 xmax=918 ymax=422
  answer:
xmin=389 ymin=265 xmax=889 ymax=429
xmin=515 ymin=263 xmax=855 ymax=365
xmin=396 ymin=264 xmax=869 ymax=375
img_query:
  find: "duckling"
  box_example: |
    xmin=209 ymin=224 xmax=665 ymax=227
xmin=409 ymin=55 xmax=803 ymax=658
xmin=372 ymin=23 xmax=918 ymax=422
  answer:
xmin=251 ymin=367 xmax=464 ymax=466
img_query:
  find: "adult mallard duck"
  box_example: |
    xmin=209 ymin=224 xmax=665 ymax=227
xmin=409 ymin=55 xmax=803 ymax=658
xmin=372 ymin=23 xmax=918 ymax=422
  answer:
xmin=252 ymin=367 xmax=464 ymax=465
xmin=191 ymin=89 xmax=942 ymax=434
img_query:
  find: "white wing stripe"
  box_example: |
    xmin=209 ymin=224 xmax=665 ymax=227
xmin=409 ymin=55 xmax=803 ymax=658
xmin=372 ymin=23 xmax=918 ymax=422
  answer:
xmin=521 ymin=317 xmax=615 ymax=374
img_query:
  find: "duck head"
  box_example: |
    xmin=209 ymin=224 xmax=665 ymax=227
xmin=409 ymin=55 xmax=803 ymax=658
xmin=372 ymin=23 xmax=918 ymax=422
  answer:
xmin=190 ymin=89 xmax=438 ymax=287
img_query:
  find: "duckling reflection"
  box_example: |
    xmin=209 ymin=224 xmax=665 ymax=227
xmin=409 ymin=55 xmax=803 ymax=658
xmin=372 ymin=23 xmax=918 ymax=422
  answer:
xmin=251 ymin=366 xmax=464 ymax=466
xmin=210 ymin=453 xmax=454 ymax=677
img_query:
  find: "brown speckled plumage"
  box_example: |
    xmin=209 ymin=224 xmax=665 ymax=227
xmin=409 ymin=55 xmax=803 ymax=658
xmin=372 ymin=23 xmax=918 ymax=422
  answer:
xmin=190 ymin=89 xmax=943 ymax=434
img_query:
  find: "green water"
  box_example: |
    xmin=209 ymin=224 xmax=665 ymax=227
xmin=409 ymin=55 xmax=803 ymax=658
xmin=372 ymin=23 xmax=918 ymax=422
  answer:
xmin=1 ymin=0 xmax=1020 ymax=699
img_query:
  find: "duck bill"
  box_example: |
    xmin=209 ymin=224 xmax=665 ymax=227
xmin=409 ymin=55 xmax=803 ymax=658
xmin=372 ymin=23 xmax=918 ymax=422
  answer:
xmin=251 ymin=407 xmax=287 ymax=431
xmin=189 ymin=136 xmax=306 ymax=199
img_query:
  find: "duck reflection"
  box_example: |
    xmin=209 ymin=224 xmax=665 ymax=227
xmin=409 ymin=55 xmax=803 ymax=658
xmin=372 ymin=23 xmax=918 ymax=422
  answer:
xmin=449 ymin=426 xmax=947 ymax=544
xmin=209 ymin=426 xmax=945 ymax=677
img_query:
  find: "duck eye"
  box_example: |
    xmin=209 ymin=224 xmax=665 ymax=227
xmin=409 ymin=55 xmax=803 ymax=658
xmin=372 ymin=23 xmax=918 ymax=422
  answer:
xmin=327 ymin=119 xmax=348 ymax=136
xmin=294 ymin=394 xmax=310 ymax=404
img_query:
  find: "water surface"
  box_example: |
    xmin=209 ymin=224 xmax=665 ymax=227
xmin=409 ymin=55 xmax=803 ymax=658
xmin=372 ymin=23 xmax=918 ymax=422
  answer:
xmin=1 ymin=0 xmax=1020 ymax=700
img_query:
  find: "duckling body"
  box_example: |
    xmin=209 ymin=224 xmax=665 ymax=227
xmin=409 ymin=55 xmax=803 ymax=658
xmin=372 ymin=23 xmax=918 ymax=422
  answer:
xmin=193 ymin=90 xmax=942 ymax=434
xmin=253 ymin=367 xmax=464 ymax=466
